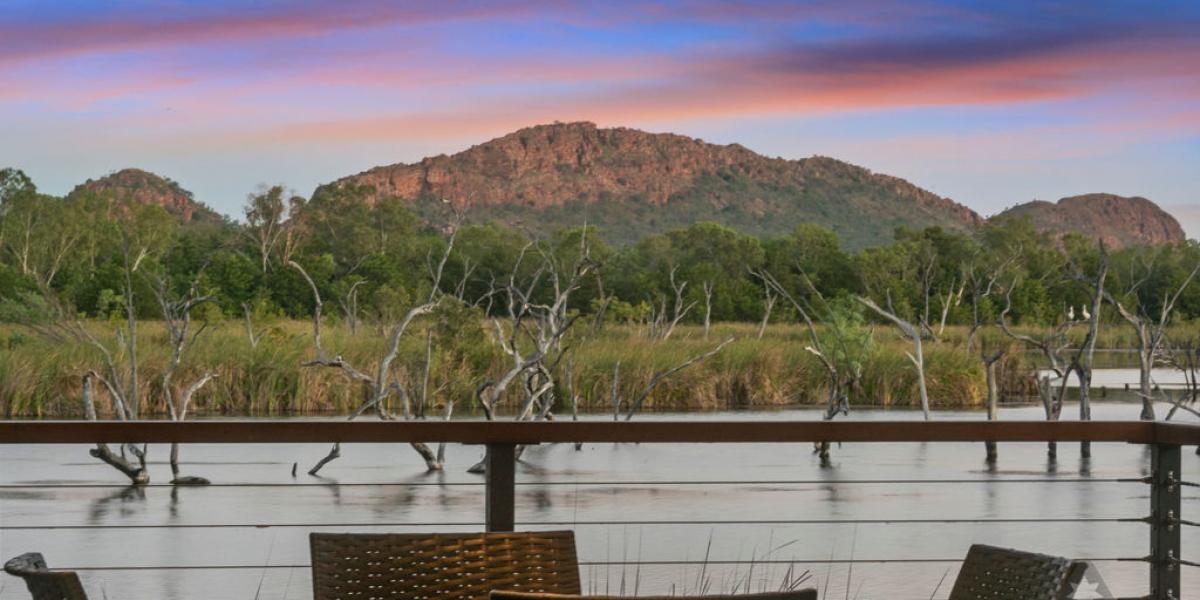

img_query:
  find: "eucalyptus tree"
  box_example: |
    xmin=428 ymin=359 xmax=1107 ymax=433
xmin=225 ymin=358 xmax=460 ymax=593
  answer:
xmin=242 ymin=185 xmax=307 ymax=273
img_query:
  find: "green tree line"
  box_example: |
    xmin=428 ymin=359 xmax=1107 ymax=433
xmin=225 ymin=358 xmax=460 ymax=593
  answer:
xmin=2 ymin=167 xmax=1198 ymax=329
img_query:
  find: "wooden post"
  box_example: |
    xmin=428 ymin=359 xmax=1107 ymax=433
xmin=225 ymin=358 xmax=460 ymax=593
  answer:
xmin=1150 ymin=443 xmax=1181 ymax=600
xmin=485 ymin=442 xmax=516 ymax=532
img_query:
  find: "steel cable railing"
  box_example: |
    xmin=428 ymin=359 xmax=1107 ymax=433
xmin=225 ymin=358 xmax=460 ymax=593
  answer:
xmin=0 ymin=420 xmax=1193 ymax=600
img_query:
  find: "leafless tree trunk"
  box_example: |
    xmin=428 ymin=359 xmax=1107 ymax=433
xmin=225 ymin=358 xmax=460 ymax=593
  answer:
xmin=153 ymin=274 xmax=218 ymax=483
xmin=997 ymin=284 xmax=1074 ymax=458
xmin=857 ymin=294 xmax=930 ymax=420
xmin=610 ymin=361 xmax=622 ymax=421
xmin=469 ymin=236 xmax=598 ymax=473
xmin=935 ymin=281 xmax=962 ymax=339
xmin=1070 ymin=243 xmax=1108 ymax=457
xmin=653 ymin=266 xmax=694 ymax=341
xmin=760 ymin=268 xmax=861 ymax=460
xmin=240 ymin=302 xmax=261 ymax=348
xmin=290 ymin=222 xmax=460 ymax=474
xmin=623 ymin=338 xmax=734 ymax=419
xmin=338 ymin=279 xmax=366 ymax=337
xmin=757 ymin=286 xmax=776 ymax=340
xmin=1109 ymin=261 xmax=1199 ymax=420
xmin=981 ymin=349 xmax=1005 ymax=463
xmin=37 ymin=231 xmax=153 ymax=482
xmin=82 ymin=371 xmax=148 ymax=484
xmin=1164 ymin=340 xmax=1199 ymax=424
xmin=702 ymin=280 xmax=714 ymax=339
xmin=963 ymin=256 xmax=1013 ymax=352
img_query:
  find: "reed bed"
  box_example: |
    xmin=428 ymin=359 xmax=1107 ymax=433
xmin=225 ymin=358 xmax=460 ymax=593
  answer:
xmin=1 ymin=319 xmax=1192 ymax=418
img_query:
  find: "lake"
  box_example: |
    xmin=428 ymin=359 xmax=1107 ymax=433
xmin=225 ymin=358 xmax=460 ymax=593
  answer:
xmin=1 ymin=401 xmax=1197 ymax=600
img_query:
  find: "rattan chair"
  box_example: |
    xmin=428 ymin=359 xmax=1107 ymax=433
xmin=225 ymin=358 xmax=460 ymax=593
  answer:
xmin=490 ymin=590 xmax=817 ymax=600
xmin=948 ymin=544 xmax=1088 ymax=600
xmin=3 ymin=553 xmax=88 ymax=600
xmin=310 ymin=530 xmax=582 ymax=600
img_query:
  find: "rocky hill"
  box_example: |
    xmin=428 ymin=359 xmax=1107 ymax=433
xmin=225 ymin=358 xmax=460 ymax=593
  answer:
xmin=993 ymin=194 xmax=1186 ymax=248
xmin=320 ymin=122 xmax=983 ymax=248
xmin=72 ymin=168 xmax=222 ymax=224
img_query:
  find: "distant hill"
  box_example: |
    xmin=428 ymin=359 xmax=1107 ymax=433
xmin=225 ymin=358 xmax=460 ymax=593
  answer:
xmin=71 ymin=168 xmax=223 ymax=224
xmin=993 ymin=194 xmax=1186 ymax=249
xmin=318 ymin=122 xmax=983 ymax=248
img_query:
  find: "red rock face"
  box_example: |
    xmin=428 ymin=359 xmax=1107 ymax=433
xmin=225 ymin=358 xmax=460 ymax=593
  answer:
xmin=995 ymin=194 xmax=1186 ymax=248
xmin=74 ymin=168 xmax=215 ymax=223
xmin=319 ymin=122 xmax=985 ymax=248
xmin=333 ymin=121 xmax=982 ymax=226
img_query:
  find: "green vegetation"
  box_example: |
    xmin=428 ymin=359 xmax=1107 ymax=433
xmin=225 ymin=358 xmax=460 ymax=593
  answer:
xmin=1 ymin=167 xmax=1198 ymax=417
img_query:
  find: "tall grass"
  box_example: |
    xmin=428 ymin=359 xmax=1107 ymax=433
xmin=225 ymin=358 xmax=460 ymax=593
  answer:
xmin=1 ymin=318 xmax=1193 ymax=418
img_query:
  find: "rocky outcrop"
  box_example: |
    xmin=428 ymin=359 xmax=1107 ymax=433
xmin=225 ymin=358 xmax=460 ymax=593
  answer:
xmin=992 ymin=194 xmax=1186 ymax=248
xmin=72 ymin=168 xmax=221 ymax=224
xmin=322 ymin=122 xmax=983 ymax=248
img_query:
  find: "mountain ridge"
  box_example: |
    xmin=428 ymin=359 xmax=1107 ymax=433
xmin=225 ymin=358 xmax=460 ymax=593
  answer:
xmin=53 ymin=124 xmax=1188 ymax=250
xmin=318 ymin=121 xmax=982 ymax=248
xmin=71 ymin=168 xmax=223 ymax=224
xmin=994 ymin=193 xmax=1185 ymax=248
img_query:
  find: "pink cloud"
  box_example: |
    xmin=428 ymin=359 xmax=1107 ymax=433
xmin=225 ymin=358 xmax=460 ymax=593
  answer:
xmin=0 ymin=1 xmax=556 ymax=65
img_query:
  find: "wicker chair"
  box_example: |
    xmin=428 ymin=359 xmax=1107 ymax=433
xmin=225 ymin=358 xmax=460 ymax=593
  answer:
xmin=3 ymin=553 xmax=88 ymax=600
xmin=948 ymin=544 xmax=1088 ymax=600
xmin=310 ymin=530 xmax=582 ymax=600
xmin=490 ymin=591 xmax=817 ymax=600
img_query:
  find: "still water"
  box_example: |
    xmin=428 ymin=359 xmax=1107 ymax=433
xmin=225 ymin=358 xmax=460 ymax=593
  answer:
xmin=1 ymin=402 xmax=1197 ymax=600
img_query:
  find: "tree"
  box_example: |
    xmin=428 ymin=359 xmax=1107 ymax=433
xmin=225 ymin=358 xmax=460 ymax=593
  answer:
xmin=857 ymin=294 xmax=930 ymax=419
xmin=1108 ymin=246 xmax=1200 ymax=420
xmin=242 ymin=186 xmax=306 ymax=272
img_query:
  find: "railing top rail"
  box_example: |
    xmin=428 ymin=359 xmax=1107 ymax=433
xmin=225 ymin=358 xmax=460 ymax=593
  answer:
xmin=0 ymin=420 xmax=1196 ymax=445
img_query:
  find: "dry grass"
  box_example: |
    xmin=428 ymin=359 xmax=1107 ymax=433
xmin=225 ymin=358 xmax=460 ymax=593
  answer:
xmin=1 ymin=318 xmax=1193 ymax=418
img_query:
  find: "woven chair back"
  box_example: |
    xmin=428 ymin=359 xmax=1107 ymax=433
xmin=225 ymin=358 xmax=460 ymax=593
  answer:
xmin=311 ymin=530 xmax=581 ymax=600
xmin=948 ymin=544 xmax=1088 ymax=600
xmin=490 ymin=590 xmax=818 ymax=600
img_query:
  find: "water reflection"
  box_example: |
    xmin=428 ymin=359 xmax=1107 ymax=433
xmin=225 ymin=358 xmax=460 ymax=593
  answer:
xmin=86 ymin=485 xmax=145 ymax=524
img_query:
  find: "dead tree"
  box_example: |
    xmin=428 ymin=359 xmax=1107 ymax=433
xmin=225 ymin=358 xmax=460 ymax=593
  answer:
xmin=757 ymin=284 xmax=776 ymax=340
xmin=622 ymin=338 xmax=734 ymax=419
xmin=240 ymin=302 xmax=263 ymax=348
xmin=857 ymin=294 xmax=930 ymax=420
xmin=80 ymin=371 xmax=147 ymax=483
xmin=1108 ymin=261 xmax=1200 ymax=420
xmin=476 ymin=242 xmax=594 ymax=421
xmin=468 ymin=240 xmax=597 ymax=473
xmin=337 ymin=279 xmax=366 ymax=337
xmin=934 ymin=281 xmax=963 ymax=340
xmin=1068 ymin=242 xmax=1108 ymax=457
xmin=962 ymin=254 xmax=1016 ymax=352
xmin=649 ymin=266 xmax=694 ymax=340
xmin=981 ymin=347 xmax=1005 ymax=463
xmin=36 ymin=293 xmax=148 ymax=484
xmin=290 ymin=223 xmax=459 ymax=474
xmin=153 ymin=275 xmax=218 ymax=484
xmin=760 ymin=269 xmax=863 ymax=460
xmin=1163 ymin=339 xmax=1199 ymax=423
xmin=702 ymin=280 xmax=714 ymax=339
xmin=997 ymin=283 xmax=1075 ymax=459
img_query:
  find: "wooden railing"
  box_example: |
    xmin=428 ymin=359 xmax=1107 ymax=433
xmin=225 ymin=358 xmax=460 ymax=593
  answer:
xmin=1 ymin=420 xmax=1197 ymax=600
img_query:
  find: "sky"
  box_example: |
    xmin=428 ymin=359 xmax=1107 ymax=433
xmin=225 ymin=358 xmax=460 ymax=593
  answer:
xmin=2 ymin=0 xmax=1198 ymax=236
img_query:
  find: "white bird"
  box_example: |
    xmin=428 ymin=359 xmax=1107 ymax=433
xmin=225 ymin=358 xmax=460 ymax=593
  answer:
xmin=1081 ymin=305 xmax=1091 ymax=320
xmin=1067 ymin=306 xmax=1075 ymax=321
